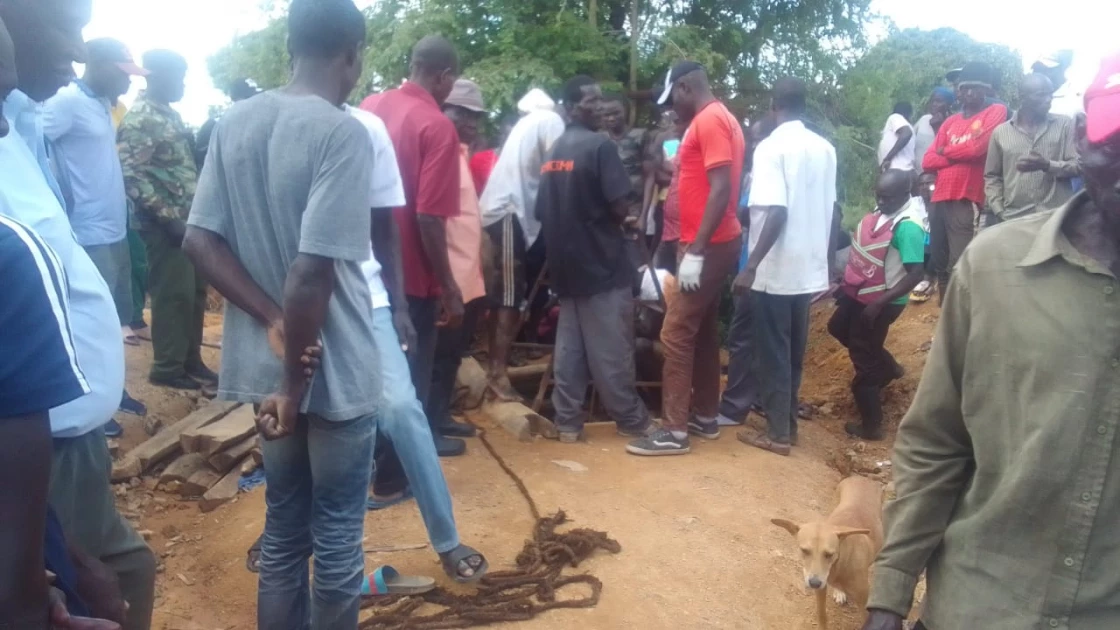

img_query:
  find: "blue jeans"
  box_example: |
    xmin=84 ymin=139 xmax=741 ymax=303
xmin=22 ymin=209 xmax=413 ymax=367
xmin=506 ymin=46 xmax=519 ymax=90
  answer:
xmin=257 ymin=413 xmax=375 ymax=630
xmin=369 ymin=307 xmax=460 ymax=554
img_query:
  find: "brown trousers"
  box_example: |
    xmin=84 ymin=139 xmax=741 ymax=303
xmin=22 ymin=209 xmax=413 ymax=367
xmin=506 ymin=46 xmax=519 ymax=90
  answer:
xmin=660 ymin=238 xmax=742 ymax=431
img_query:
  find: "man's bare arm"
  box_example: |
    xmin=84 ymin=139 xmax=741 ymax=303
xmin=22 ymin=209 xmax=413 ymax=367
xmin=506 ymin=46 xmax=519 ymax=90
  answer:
xmin=183 ymin=226 xmax=282 ymax=328
xmin=417 ymin=214 xmax=464 ymax=326
xmin=280 ymin=254 xmax=335 ymax=400
xmin=0 ymin=411 xmax=52 ymax=629
xmin=745 ymin=205 xmax=788 ymax=272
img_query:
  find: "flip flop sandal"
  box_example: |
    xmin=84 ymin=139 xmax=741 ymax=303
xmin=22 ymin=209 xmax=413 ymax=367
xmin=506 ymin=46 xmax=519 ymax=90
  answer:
xmin=246 ymin=537 xmax=262 ymax=573
xmin=797 ymin=403 xmax=815 ymax=420
xmin=123 ymin=334 xmax=142 ymax=346
xmin=361 ymin=566 xmax=436 ymax=596
xmin=367 ymin=487 xmax=414 ymax=511
xmin=440 ymin=544 xmax=489 ymax=584
xmin=736 ymin=430 xmax=791 ymax=456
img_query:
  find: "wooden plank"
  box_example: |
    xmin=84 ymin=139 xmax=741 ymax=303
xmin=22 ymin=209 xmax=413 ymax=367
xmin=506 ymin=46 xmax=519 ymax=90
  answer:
xmin=182 ymin=404 xmax=257 ymax=457
xmin=251 ymin=447 xmax=263 ymax=467
xmin=483 ymin=401 xmax=548 ymax=442
xmin=158 ymin=453 xmax=209 ymax=488
xmin=207 ymin=435 xmax=258 ymax=474
xmin=111 ymin=401 xmax=240 ymax=482
xmin=180 ymin=467 xmax=223 ymax=498
xmin=200 ymin=460 xmax=246 ymax=512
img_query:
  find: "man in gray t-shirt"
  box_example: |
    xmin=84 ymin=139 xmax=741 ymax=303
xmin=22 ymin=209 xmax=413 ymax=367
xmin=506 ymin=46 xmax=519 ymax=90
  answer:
xmin=187 ymin=89 xmax=377 ymax=419
xmin=182 ymin=1 xmax=379 ymax=624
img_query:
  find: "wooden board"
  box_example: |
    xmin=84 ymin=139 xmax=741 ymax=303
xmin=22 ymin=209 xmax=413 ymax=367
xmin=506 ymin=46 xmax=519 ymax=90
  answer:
xmin=158 ymin=453 xmax=209 ymax=488
xmin=200 ymin=461 xmax=246 ymax=512
xmin=483 ymin=401 xmax=549 ymax=442
xmin=180 ymin=467 xmax=223 ymax=498
xmin=111 ymin=401 xmax=240 ymax=482
xmin=207 ymin=435 xmax=258 ymax=474
xmin=181 ymin=404 xmax=257 ymax=457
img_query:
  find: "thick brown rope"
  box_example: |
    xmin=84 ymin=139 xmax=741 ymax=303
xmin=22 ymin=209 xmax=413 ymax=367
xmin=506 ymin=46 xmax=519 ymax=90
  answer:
xmin=358 ymin=424 xmax=620 ymax=630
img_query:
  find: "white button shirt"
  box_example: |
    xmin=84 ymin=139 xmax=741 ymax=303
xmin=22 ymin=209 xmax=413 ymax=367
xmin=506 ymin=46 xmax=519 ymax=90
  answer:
xmin=0 ymin=90 xmax=125 ymax=437
xmin=747 ymin=120 xmax=837 ymax=295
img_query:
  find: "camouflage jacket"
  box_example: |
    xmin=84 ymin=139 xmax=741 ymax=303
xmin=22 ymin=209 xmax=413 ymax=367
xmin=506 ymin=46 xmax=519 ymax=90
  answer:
xmin=117 ymin=92 xmax=198 ymax=232
xmin=603 ymin=127 xmax=649 ymax=216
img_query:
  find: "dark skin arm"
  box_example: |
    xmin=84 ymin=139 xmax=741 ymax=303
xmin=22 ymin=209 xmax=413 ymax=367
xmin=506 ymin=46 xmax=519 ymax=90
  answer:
xmin=183 ymin=226 xmax=322 ymax=370
xmin=881 ymin=127 xmax=914 ymax=171
xmin=416 ymin=214 xmax=464 ymax=328
xmin=183 ymin=226 xmax=283 ymax=351
xmin=861 ymin=262 xmax=925 ymax=323
xmin=257 ymin=254 xmax=335 ymax=440
xmin=733 ymin=205 xmax=788 ymax=294
xmin=0 ymin=411 xmax=52 ymax=630
xmin=67 ymin=543 xmax=126 ymax=625
xmin=687 ymin=164 xmax=733 ymax=255
xmin=370 ymin=209 xmax=416 ymax=352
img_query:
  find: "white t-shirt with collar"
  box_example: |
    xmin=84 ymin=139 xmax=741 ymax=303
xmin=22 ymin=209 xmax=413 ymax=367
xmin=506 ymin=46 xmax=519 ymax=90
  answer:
xmin=747 ymin=120 xmax=837 ymax=296
xmin=346 ymin=105 xmax=406 ymax=311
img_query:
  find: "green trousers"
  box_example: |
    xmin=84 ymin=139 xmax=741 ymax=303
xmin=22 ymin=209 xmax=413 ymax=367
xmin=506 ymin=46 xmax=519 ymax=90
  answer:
xmin=51 ymin=429 xmax=157 ymax=630
xmin=140 ymin=228 xmax=206 ymax=381
xmin=127 ymin=227 xmax=148 ymax=327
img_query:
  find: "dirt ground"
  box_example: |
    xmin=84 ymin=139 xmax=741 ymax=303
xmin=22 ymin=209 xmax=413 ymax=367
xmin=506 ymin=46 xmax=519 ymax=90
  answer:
xmin=112 ymin=301 xmax=939 ymax=630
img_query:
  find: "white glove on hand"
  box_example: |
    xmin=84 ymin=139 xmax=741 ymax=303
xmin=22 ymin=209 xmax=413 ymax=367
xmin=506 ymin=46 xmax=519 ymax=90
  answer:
xmin=678 ymin=252 xmax=705 ymax=292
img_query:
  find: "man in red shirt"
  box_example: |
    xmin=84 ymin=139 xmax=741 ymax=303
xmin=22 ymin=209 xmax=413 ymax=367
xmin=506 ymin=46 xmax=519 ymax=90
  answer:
xmin=922 ymin=61 xmax=1007 ymax=303
xmin=627 ymin=61 xmax=743 ymax=456
xmin=361 ymin=35 xmax=464 ymax=461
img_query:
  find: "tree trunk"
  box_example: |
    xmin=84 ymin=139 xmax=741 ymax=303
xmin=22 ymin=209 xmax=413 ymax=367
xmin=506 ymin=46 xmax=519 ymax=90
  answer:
xmin=589 ymin=0 xmax=598 ymax=28
xmin=628 ymin=0 xmax=640 ymax=124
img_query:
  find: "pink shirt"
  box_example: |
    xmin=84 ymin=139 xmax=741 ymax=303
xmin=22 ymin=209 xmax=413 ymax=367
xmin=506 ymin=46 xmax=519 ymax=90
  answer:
xmin=447 ymin=145 xmax=485 ymax=303
xmin=661 ymin=157 xmax=681 ymax=242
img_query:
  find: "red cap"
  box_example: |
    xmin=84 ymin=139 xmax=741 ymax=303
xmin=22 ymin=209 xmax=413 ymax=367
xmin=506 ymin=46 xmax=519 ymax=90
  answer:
xmin=1085 ymin=52 xmax=1120 ymax=143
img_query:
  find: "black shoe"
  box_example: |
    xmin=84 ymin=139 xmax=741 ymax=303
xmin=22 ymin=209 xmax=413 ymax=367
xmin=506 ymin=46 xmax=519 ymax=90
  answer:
xmin=187 ymin=363 xmax=219 ymax=384
xmin=437 ymin=419 xmax=476 ymax=438
xmin=687 ymin=417 xmax=721 ymax=440
xmin=150 ymin=374 xmax=201 ymax=390
xmin=434 ymin=435 xmax=466 ymax=457
xmin=845 ymin=421 xmax=884 ymax=441
xmin=130 ymin=319 xmax=148 ymax=332
xmin=626 ymin=428 xmax=691 ymax=456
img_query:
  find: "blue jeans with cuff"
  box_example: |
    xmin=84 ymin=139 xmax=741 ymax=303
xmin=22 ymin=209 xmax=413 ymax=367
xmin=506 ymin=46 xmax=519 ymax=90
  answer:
xmin=369 ymin=306 xmax=460 ymax=554
xmin=257 ymin=412 xmax=375 ymax=630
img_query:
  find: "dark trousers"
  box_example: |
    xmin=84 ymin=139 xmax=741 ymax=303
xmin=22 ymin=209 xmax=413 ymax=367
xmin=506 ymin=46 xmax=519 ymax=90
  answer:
xmin=718 ymin=288 xmax=758 ymax=422
xmin=751 ymin=291 xmax=812 ymax=443
xmin=140 ymin=228 xmax=205 ymax=381
xmin=373 ymin=296 xmax=439 ymax=496
xmin=929 ymin=199 xmax=976 ymax=292
xmin=427 ymin=298 xmax=483 ymax=429
xmin=827 ymin=294 xmax=905 ymax=432
xmin=51 ymin=430 xmax=157 ymax=630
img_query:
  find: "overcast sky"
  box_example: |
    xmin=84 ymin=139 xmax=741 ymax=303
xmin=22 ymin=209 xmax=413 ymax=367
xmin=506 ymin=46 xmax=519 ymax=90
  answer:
xmin=84 ymin=0 xmax=1118 ymax=126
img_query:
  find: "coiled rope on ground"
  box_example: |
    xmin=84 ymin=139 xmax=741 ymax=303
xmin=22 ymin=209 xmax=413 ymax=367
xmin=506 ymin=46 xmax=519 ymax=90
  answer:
xmin=359 ymin=421 xmax=620 ymax=630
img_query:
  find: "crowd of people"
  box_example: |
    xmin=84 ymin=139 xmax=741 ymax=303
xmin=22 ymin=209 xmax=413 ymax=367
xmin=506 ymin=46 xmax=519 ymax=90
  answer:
xmin=3 ymin=0 xmax=1120 ymax=628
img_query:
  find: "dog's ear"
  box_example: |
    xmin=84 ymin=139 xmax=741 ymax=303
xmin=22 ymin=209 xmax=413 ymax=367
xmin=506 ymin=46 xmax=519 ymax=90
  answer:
xmin=834 ymin=527 xmax=871 ymax=539
xmin=771 ymin=518 xmax=800 ymax=536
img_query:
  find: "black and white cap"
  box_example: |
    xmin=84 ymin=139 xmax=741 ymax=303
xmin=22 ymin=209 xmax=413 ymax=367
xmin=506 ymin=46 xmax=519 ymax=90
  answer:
xmin=656 ymin=61 xmax=705 ymax=105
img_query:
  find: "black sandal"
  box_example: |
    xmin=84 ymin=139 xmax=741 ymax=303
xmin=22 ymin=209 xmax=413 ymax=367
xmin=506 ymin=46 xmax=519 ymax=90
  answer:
xmin=439 ymin=544 xmax=488 ymax=584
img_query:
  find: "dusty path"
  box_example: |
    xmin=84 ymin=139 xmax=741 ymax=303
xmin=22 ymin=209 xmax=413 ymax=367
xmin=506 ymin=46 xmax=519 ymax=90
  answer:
xmin=113 ymin=302 xmax=939 ymax=630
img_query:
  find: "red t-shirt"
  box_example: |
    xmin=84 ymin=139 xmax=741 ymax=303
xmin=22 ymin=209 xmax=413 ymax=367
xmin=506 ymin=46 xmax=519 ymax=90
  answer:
xmin=677 ymin=101 xmax=744 ymax=245
xmin=922 ymin=103 xmax=1008 ymax=205
xmin=361 ymin=83 xmax=461 ymax=298
xmin=469 ymin=149 xmax=497 ymax=196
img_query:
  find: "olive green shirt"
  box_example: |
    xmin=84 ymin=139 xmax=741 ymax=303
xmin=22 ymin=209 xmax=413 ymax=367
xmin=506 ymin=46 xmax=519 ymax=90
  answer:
xmin=871 ymin=192 xmax=1120 ymax=629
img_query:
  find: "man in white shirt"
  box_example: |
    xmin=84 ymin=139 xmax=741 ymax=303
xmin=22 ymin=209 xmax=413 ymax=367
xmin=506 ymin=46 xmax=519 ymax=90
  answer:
xmin=733 ymin=77 xmax=837 ymax=456
xmin=348 ymin=102 xmax=488 ymax=584
xmin=478 ymin=90 xmax=564 ymax=401
xmin=877 ymin=102 xmax=915 ymax=172
xmin=0 ymin=0 xmax=156 ymax=627
xmin=43 ymin=38 xmax=150 ymax=429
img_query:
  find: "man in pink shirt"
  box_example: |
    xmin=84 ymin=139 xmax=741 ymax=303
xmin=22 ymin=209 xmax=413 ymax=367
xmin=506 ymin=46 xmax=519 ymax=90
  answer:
xmin=428 ymin=78 xmax=487 ymax=438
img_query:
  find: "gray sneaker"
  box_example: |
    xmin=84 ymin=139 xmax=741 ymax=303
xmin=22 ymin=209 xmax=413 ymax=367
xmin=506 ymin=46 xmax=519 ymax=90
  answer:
xmin=626 ymin=428 xmax=691 ymax=456
xmin=558 ymin=431 xmax=582 ymax=443
xmin=617 ymin=423 xmax=656 ymax=438
xmin=687 ymin=417 xmax=721 ymax=440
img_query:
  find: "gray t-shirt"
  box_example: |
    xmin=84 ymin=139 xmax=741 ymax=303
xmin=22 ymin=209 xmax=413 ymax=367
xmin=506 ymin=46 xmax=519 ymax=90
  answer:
xmin=187 ymin=90 xmax=378 ymax=421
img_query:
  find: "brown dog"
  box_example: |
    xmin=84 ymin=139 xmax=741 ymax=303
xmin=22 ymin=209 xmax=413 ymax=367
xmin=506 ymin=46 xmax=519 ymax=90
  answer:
xmin=772 ymin=476 xmax=884 ymax=629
